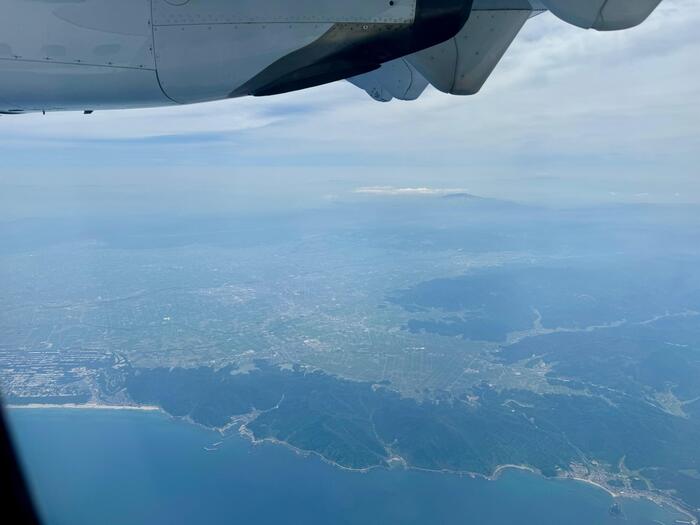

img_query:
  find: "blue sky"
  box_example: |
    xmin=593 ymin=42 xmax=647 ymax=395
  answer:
xmin=1 ymin=0 xmax=698 ymax=219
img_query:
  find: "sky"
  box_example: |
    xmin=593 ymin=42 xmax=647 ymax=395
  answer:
xmin=0 ymin=0 xmax=698 ymax=219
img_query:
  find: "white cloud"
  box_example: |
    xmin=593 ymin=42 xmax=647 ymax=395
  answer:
xmin=354 ymin=186 xmax=468 ymax=196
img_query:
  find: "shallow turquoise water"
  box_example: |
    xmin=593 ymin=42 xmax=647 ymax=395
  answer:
xmin=6 ymin=408 xmax=689 ymax=525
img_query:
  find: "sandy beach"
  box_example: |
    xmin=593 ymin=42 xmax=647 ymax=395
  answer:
xmin=6 ymin=403 xmax=160 ymax=412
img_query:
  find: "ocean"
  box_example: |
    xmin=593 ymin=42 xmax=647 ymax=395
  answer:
xmin=6 ymin=408 xmax=691 ymax=525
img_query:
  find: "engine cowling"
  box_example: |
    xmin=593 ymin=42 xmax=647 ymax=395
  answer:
xmin=540 ymin=0 xmax=663 ymax=31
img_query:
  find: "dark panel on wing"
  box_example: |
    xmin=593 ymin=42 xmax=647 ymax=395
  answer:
xmin=231 ymin=0 xmax=475 ymax=97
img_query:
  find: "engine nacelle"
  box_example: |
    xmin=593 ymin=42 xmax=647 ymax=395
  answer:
xmin=540 ymin=0 xmax=663 ymax=31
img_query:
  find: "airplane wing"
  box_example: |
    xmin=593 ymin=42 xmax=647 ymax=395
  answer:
xmin=348 ymin=0 xmax=662 ymax=101
xmin=1 ymin=0 xmax=666 ymax=113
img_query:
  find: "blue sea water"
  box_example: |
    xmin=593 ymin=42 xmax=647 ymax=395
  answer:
xmin=6 ymin=408 xmax=690 ymax=525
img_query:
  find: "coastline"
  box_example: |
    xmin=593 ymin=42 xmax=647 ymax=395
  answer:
xmin=6 ymin=402 xmax=697 ymax=525
xmin=239 ymin=425 xmax=698 ymax=525
xmin=5 ymin=403 xmax=161 ymax=412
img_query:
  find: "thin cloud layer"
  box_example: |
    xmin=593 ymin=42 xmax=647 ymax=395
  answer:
xmin=355 ymin=187 xmax=468 ymax=196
